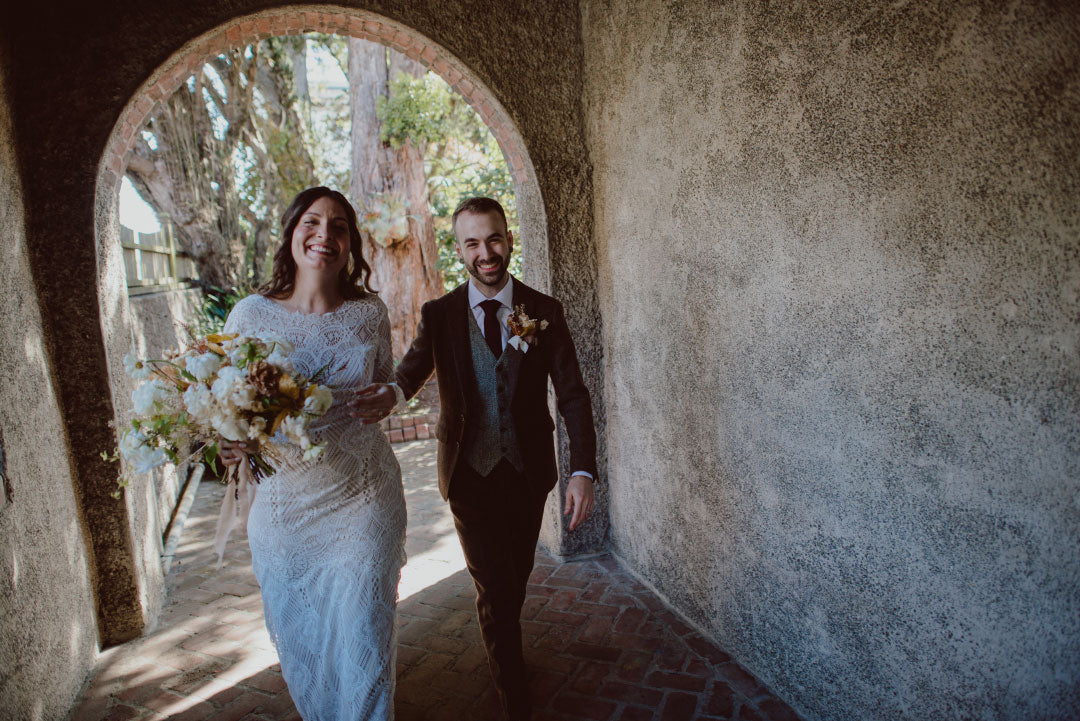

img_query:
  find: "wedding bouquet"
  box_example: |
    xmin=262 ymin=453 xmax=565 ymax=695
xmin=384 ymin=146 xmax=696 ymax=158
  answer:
xmin=111 ymin=331 xmax=332 ymax=494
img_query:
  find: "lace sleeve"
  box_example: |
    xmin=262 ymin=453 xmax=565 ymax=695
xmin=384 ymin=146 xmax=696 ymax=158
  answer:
xmin=371 ymin=297 xmax=406 ymax=412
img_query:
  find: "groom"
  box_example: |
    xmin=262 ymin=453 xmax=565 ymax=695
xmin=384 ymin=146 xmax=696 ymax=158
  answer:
xmin=351 ymin=197 xmax=597 ymax=720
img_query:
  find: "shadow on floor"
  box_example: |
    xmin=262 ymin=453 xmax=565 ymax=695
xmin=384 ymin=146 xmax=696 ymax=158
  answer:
xmin=71 ymin=439 xmax=799 ymax=721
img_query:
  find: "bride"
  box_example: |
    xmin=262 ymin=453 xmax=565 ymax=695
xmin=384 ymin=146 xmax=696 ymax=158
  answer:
xmin=220 ymin=187 xmax=407 ymax=720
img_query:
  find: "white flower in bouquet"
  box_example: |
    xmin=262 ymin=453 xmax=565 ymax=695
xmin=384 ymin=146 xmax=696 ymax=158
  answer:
xmin=132 ymin=379 xmax=171 ymax=416
xmin=211 ymin=366 xmax=257 ymax=410
xmin=184 ymin=351 xmax=221 ymax=381
xmin=279 ymin=414 xmax=312 ymax=449
xmin=123 ymin=352 xmax=152 ymax=380
xmin=216 ymin=414 xmax=251 ymax=442
xmin=182 ymin=383 xmax=217 ymax=423
xmin=225 ymin=344 xmax=246 ymax=366
xmin=264 ymin=348 xmax=295 ymax=374
xmin=119 ymin=428 xmax=167 ymax=474
xmin=303 ymin=385 xmax=333 ymax=415
xmin=247 ymin=416 xmax=267 ymax=441
xmin=211 ymin=364 xmax=244 ymax=394
xmin=262 ymin=334 xmax=294 ymax=356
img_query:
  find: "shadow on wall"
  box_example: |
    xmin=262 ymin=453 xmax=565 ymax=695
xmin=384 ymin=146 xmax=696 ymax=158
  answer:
xmin=0 ymin=426 xmax=11 ymax=507
xmin=0 ymin=51 xmax=101 ymax=721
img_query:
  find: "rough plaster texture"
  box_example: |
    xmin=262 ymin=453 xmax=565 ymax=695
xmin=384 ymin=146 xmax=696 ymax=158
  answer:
xmin=2 ymin=0 xmax=605 ymax=685
xmin=94 ymin=202 xmax=164 ymax=633
xmin=0 ymin=46 xmax=99 ymax=721
xmin=583 ymin=1 xmax=1079 ymax=719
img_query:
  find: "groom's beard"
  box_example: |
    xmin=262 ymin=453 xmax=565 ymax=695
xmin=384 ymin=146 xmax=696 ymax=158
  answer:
xmin=465 ymin=255 xmax=509 ymax=288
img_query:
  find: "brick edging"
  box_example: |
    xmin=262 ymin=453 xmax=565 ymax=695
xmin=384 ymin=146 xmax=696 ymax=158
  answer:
xmin=380 ymin=412 xmax=439 ymax=444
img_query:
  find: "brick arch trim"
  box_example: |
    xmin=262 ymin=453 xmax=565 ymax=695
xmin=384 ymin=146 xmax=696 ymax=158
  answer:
xmin=97 ymin=6 xmax=538 ymax=210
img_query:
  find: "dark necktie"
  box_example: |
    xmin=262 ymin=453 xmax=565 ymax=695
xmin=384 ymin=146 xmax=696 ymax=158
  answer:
xmin=480 ymin=299 xmax=503 ymax=360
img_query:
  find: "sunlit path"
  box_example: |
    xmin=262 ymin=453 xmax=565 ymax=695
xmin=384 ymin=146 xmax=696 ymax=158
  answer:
xmin=71 ymin=439 xmax=799 ymax=721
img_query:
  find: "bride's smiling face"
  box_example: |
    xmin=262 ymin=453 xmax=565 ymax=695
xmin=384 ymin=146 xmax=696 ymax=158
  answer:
xmin=290 ymin=196 xmax=351 ymax=279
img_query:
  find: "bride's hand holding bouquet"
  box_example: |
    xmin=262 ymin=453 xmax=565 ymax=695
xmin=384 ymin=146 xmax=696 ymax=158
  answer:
xmin=219 ymin=438 xmax=260 ymax=466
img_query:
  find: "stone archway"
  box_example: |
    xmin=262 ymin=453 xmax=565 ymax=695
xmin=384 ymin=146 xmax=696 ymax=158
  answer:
xmin=90 ymin=6 xmax=571 ymax=643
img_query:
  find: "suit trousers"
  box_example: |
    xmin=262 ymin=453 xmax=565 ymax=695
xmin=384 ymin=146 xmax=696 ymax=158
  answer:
xmin=448 ymin=459 xmax=546 ymax=721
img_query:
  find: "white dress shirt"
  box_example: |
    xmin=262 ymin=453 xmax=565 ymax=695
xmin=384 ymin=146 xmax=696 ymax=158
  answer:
xmin=468 ymin=276 xmax=514 ymax=350
xmin=467 ymin=277 xmax=593 ymax=482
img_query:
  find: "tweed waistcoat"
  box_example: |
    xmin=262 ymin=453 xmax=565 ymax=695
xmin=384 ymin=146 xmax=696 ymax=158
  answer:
xmin=462 ymin=308 xmax=524 ymax=476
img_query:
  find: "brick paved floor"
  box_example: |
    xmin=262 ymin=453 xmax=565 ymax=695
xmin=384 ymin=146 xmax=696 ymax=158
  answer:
xmin=71 ymin=439 xmax=800 ymax=721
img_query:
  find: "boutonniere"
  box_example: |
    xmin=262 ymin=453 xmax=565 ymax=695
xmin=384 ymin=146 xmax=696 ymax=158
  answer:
xmin=506 ymin=304 xmax=549 ymax=354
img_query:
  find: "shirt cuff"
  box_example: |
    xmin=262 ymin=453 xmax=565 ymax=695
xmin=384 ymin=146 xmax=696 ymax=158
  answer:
xmin=387 ymin=382 xmax=407 ymax=414
xmin=571 ymin=471 xmax=594 ymax=481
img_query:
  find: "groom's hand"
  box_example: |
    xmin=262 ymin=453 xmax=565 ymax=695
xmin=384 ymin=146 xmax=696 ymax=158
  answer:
xmin=564 ymin=474 xmax=595 ymax=531
xmin=348 ymin=383 xmax=396 ymax=424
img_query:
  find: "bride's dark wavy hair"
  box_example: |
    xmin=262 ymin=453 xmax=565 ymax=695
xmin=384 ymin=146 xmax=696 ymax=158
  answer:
xmin=260 ymin=187 xmax=375 ymax=300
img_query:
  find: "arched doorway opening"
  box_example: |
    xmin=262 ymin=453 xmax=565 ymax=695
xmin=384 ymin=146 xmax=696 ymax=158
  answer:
xmin=92 ymin=6 xmax=551 ymax=642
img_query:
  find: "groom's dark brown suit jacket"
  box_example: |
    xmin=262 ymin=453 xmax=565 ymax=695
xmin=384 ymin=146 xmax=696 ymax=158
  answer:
xmin=394 ymin=277 xmax=598 ymax=500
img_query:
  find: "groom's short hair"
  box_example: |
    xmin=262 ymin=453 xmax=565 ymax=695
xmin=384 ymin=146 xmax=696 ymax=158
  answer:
xmin=452 ymin=197 xmax=507 ymax=232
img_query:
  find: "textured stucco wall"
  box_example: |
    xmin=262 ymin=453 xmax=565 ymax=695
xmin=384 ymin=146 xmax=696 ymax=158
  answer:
xmin=127 ymin=289 xmax=203 ymax=361
xmin=94 ymin=201 xmax=167 ymax=632
xmin=0 ymin=42 xmax=99 ymax=721
xmin=583 ymin=1 xmax=1079 ymax=719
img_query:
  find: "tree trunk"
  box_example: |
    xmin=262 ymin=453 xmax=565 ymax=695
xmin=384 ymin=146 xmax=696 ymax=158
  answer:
xmin=348 ymin=38 xmax=442 ymax=357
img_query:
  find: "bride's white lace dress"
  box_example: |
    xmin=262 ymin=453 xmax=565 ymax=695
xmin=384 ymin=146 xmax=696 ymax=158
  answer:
xmin=224 ymin=293 xmax=407 ymax=720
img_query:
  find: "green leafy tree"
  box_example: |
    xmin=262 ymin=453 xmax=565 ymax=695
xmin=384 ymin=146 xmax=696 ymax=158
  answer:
xmin=376 ymin=72 xmax=518 ymax=292
xmin=127 ymin=33 xmax=517 ymax=305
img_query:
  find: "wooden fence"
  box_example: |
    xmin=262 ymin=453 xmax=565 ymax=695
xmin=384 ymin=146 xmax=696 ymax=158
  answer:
xmin=121 ymin=224 xmax=198 ymax=295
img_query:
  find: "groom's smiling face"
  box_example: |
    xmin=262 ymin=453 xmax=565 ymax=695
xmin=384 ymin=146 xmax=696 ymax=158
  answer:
xmin=454 ymin=210 xmax=514 ymax=291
